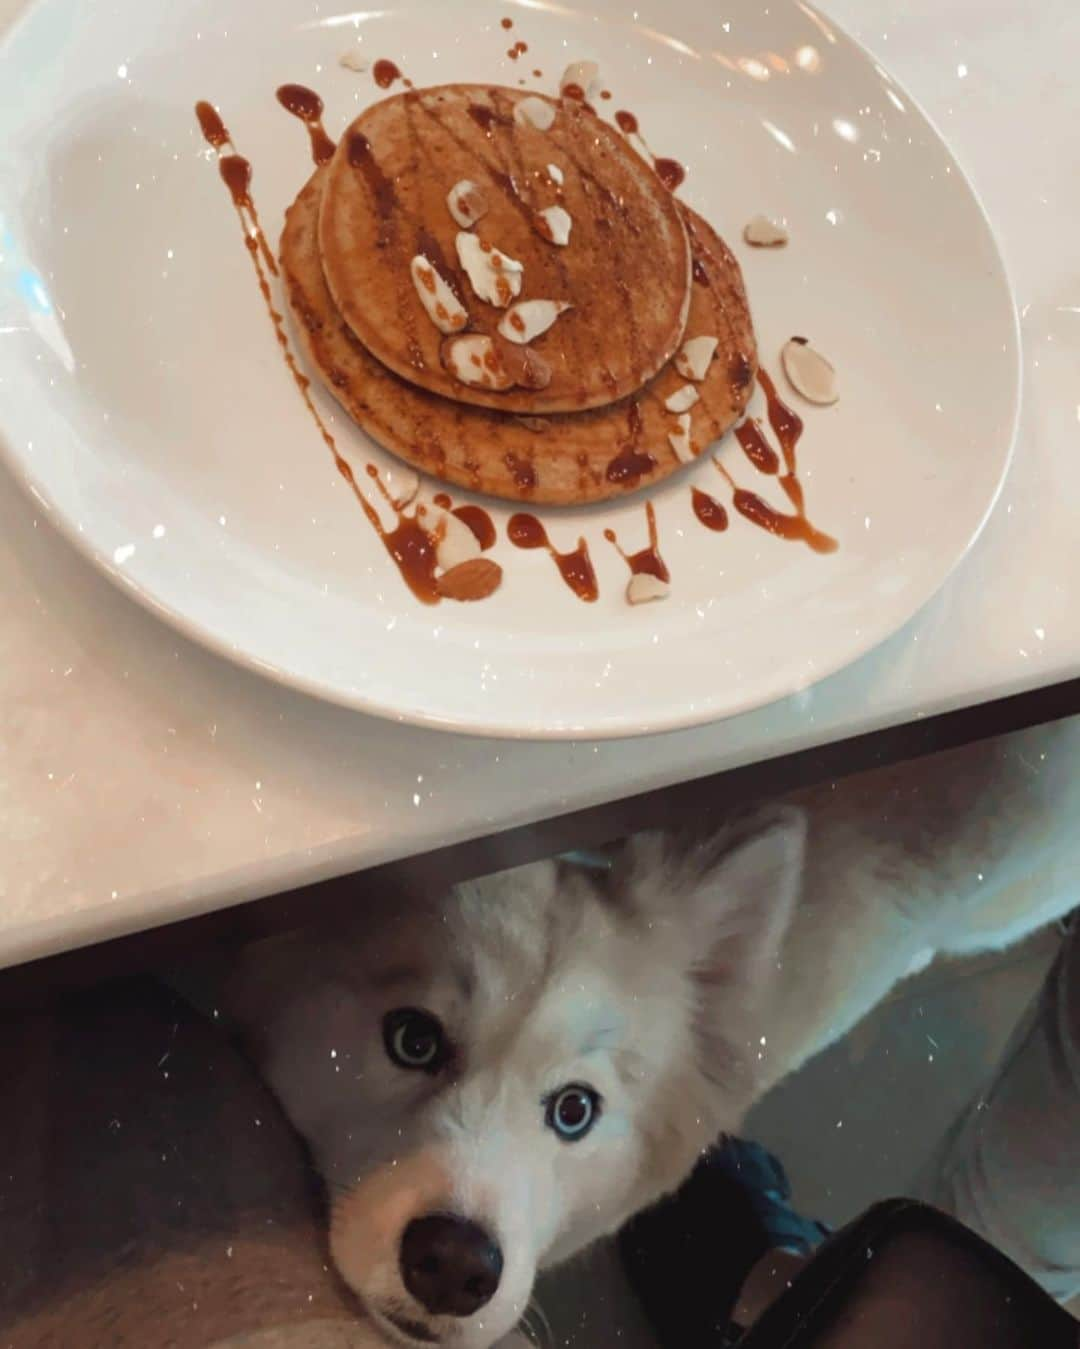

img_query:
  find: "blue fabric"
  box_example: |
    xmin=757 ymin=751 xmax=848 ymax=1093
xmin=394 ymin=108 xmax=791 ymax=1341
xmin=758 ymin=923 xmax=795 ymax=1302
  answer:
xmin=713 ymin=1138 xmax=831 ymax=1256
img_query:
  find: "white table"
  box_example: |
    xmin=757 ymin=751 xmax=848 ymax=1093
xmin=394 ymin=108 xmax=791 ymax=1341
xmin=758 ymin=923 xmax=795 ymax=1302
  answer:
xmin=2 ymin=0 xmax=1078 ymax=973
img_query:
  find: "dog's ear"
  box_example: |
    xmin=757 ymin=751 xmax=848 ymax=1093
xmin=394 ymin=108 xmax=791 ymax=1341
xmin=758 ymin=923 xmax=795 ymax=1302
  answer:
xmin=614 ymin=808 xmax=804 ymax=964
xmin=612 ymin=807 xmax=805 ymax=1069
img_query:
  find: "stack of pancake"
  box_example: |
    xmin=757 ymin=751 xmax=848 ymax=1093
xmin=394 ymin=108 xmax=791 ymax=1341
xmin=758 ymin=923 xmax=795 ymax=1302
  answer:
xmin=281 ymin=83 xmax=757 ymax=506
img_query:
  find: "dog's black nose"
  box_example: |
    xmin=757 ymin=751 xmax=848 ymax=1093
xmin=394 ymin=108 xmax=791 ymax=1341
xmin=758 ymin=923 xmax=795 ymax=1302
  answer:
xmin=400 ymin=1214 xmax=503 ymax=1317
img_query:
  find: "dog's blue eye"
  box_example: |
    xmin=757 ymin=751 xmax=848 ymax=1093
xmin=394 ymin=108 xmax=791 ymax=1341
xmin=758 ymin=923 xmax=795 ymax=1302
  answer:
xmin=546 ymin=1084 xmax=600 ymax=1141
xmin=383 ymin=1009 xmax=446 ymax=1073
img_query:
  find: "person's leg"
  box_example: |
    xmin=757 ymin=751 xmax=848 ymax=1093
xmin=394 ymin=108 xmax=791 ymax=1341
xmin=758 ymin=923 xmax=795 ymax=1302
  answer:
xmin=0 ymin=977 xmax=363 ymax=1348
xmin=920 ymin=917 xmax=1080 ymax=1301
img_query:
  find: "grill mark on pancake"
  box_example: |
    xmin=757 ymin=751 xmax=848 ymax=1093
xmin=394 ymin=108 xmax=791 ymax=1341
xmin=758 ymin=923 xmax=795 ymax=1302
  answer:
xmin=550 ymin=105 xmax=662 ymax=392
xmin=402 ymin=92 xmax=470 ymax=311
xmin=345 ymin=130 xmax=425 ymax=370
xmin=487 ymin=87 xmax=592 ymax=392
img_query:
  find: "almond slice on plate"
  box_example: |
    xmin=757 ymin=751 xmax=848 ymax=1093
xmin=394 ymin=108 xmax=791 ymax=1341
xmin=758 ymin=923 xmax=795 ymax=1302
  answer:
xmin=436 ymin=557 xmax=504 ymax=601
xmin=781 ymin=336 xmax=839 ymax=404
xmin=429 ymin=506 xmax=483 ymax=572
xmin=627 ymin=572 xmax=670 ymax=604
xmin=560 ymin=60 xmax=601 ymax=100
xmin=744 ymin=214 xmax=789 ymax=247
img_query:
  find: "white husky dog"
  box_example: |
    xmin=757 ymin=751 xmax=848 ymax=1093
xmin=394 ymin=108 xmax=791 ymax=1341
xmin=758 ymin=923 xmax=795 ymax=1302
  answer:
xmin=222 ymin=718 xmax=1079 ymax=1349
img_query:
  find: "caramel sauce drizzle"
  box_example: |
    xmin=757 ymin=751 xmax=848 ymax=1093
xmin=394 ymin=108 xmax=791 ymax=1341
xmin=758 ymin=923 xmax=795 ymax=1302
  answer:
xmin=507 ymin=514 xmax=598 ymax=602
xmin=603 ymin=501 xmax=669 ymax=581
xmin=605 ymin=401 xmax=655 ymax=486
xmin=610 ymin=106 xmax=686 ymax=193
xmin=194 ymin=102 xmax=277 ymax=275
xmin=691 ymin=487 xmax=729 ymax=532
xmin=199 ymin=82 xmax=840 ymax=610
xmin=194 ymin=99 xmax=501 ymax=604
xmin=373 ymin=59 xmax=407 ymax=90
xmin=654 ymin=157 xmax=686 ymax=191
xmin=734 ymin=419 xmax=781 ymax=475
xmin=504 ymin=452 xmax=538 ymax=491
xmin=713 ymin=371 xmax=837 ymax=554
xmin=275 ymin=84 xmax=336 ymax=165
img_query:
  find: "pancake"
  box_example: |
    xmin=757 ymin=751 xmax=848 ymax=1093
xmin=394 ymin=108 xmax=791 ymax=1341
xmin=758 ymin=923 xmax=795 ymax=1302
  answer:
xmin=282 ymin=169 xmax=756 ymax=506
xmin=317 ymin=84 xmax=692 ymax=414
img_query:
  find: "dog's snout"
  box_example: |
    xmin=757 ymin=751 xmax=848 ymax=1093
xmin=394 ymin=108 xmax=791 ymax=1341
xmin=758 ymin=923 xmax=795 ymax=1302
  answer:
xmin=400 ymin=1214 xmax=503 ymax=1317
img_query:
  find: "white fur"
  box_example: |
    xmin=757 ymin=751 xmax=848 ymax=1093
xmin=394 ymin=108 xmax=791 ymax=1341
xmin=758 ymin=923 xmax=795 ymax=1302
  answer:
xmin=222 ymin=811 xmax=804 ymax=1348
xmin=219 ymin=718 xmax=1079 ymax=1348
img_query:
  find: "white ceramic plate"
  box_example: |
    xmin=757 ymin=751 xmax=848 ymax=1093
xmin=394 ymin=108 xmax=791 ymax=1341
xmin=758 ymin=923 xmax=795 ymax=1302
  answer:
xmin=0 ymin=0 xmax=1018 ymax=738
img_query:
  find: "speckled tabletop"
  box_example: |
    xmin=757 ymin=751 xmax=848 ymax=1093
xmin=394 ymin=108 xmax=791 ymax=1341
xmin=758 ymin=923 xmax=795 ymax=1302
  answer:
xmin=1 ymin=0 xmax=1077 ymax=971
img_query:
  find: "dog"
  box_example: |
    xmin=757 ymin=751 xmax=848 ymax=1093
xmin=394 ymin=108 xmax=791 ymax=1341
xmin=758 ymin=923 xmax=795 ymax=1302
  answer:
xmin=216 ymin=717 xmax=1080 ymax=1349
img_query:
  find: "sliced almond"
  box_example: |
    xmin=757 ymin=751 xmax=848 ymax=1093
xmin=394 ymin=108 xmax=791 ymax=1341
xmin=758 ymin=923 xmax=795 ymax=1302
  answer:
xmin=535 ymin=205 xmax=572 ymax=246
xmin=744 ymin=214 xmax=789 ymax=247
xmin=436 ymin=557 xmax=503 ymax=601
xmin=429 ymin=506 xmax=482 ymax=572
xmin=441 ymin=334 xmax=513 ymax=390
xmin=383 ymin=464 xmax=420 ymax=509
xmin=338 ymin=50 xmax=369 ymax=73
xmin=664 ymin=383 xmax=699 ymax=414
xmin=667 ymin=411 xmax=695 ymax=463
xmin=497 ymin=298 xmax=572 ymax=345
xmin=627 ymin=572 xmax=670 ymax=605
xmin=781 ymin=336 xmax=838 ymax=405
xmin=455 ymin=231 xmax=524 ymax=308
xmin=409 ymin=255 xmax=468 ymax=334
xmin=446 ymin=179 xmax=489 ymax=229
xmin=674 ymin=335 xmax=718 ymax=382
xmin=547 ymin=162 xmax=564 ymax=186
xmin=513 ymin=95 xmax=556 ymax=131
xmin=498 ymin=339 xmax=552 ymax=390
xmin=560 ymin=60 xmax=601 ymax=99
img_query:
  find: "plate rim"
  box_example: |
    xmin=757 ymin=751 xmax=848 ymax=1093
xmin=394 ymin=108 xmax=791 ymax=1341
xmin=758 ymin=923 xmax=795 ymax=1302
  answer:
xmin=0 ymin=0 xmax=1023 ymax=740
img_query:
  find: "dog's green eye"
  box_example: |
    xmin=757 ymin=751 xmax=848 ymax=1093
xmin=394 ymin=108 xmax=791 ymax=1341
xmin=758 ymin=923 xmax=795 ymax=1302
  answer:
xmin=383 ymin=1009 xmax=446 ymax=1073
xmin=546 ymin=1084 xmax=600 ymax=1141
